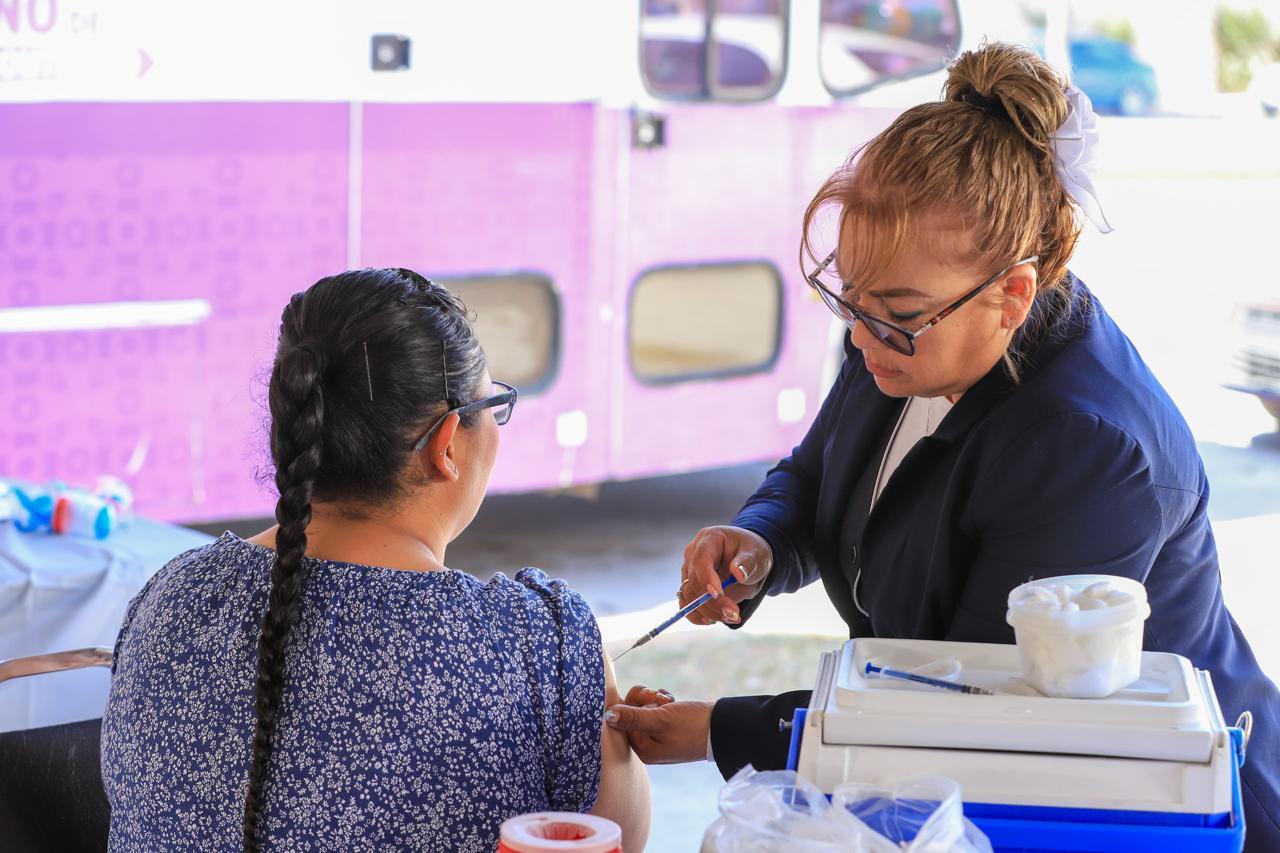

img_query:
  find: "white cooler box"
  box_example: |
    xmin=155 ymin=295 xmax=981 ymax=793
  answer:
xmin=787 ymin=638 xmax=1249 ymax=852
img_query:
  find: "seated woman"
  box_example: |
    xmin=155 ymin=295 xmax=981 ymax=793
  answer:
xmin=100 ymin=268 xmax=649 ymax=852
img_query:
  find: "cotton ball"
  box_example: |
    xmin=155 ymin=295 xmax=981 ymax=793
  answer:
xmin=1104 ymin=590 xmax=1135 ymax=606
xmin=1054 ymin=585 xmax=1074 ymax=604
xmin=1084 ymin=582 xmax=1115 ymax=601
xmin=1062 ymin=601 xmax=1080 ymax=612
xmin=1020 ymin=586 xmax=1060 ymax=609
xmin=1078 ymin=597 xmax=1108 ymax=610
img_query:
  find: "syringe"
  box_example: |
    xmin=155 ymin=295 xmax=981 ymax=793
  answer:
xmin=864 ymin=661 xmax=995 ymax=695
xmin=614 ymin=576 xmax=738 ymax=660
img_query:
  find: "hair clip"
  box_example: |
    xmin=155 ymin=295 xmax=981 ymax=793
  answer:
xmin=441 ymin=347 xmax=450 ymax=407
xmin=363 ymin=341 xmax=373 ymax=401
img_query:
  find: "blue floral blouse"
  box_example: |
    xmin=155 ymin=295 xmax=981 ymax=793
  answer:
xmin=101 ymin=532 xmax=605 ymax=852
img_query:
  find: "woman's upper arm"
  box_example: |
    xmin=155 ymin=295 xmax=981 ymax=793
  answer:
xmin=522 ymin=573 xmax=650 ymax=849
xmin=111 ymin=568 xmax=166 ymax=675
xmin=590 ymin=652 xmax=651 ymax=853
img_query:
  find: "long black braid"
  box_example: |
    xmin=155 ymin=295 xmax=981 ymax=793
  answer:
xmin=242 ymin=270 xmax=486 ymax=850
xmin=243 ymin=336 xmax=324 ymax=849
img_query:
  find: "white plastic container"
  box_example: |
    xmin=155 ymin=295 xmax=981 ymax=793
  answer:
xmin=498 ymin=813 xmax=621 ymax=853
xmin=1005 ymin=574 xmax=1151 ymax=698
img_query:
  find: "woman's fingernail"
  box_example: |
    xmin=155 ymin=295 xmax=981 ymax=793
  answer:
xmin=707 ymin=584 xmax=720 ymax=598
xmin=601 ymin=709 xmax=618 ymax=724
xmin=725 ymin=610 xmax=741 ymax=623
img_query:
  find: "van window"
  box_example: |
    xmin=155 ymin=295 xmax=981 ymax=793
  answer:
xmin=629 ymin=262 xmax=782 ymax=383
xmin=820 ymin=0 xmax=960 ymax=96
xmin=640 ymin=0 xmax=788 ymax=101
xmin=441 ymin=273 xmax=559 ymax=394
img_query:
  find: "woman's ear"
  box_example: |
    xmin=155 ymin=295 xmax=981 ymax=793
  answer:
xmin=422 ymin=413 xmax=461 ymax=482
xmin=1000 ymin=263 xmax=1038 ymax=330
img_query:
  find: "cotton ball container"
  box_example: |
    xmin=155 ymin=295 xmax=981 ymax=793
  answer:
xmin=1006 ymin=575 xmax=1150 ymax=699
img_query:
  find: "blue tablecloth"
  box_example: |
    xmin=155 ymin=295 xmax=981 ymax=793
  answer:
xmin=0 ymin=518 xmax=213 ymax=732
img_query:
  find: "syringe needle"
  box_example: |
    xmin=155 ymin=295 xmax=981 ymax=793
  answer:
xmin=613 ymin=633 xmax=652 ymax=661
xmin=609 ymin=578 xmax=736 ymax=660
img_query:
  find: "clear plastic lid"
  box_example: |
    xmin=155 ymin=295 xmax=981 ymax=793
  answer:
xmin=824 ymin=638 xmax=1220 ymax=762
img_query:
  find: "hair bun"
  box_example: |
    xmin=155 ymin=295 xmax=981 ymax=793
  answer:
xmin=945 ymin=42 xmax=1068 ymax=155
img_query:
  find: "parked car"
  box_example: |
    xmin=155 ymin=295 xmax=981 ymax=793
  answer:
xmin=1069 ymin=36 xmax=1158 ymax=116
xmin=1225 ymin=300 xmax=1280 ymax=428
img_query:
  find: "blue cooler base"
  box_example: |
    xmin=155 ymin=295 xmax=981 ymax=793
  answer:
xmin=966 ymin=801 xmax=1241 ymax=852
xmin=785 ymin=710 xmax=1247 ymax=852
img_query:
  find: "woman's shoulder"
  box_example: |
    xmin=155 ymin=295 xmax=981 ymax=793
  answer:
xmin=137 ymin=532 xmax=260 ymax=599
xmin=999 ymin=280 xmax=1179 ymax=430
xmin=167 ymin=530 xmax=270 ymax=571
xmin=483 ymin=567 xmax=597 ymax=630
xmin=114 ymin=533 xmax=269 ymax=662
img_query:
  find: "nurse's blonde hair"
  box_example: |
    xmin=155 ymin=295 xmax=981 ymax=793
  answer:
xmin=803 ymin=41 xmax=1080 ymax=317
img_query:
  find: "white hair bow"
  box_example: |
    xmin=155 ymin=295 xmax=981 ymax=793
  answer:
xmin=1050 ymin=84 xmax=1114 ymax=234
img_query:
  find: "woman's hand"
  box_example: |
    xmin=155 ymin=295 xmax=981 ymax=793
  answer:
xmin=605 ymin=685 xmax=713 ymax=765
xmin=679 ymin=526 xmax=773 ymax=625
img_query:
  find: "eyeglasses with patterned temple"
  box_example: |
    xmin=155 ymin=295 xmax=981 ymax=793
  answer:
xmin=805 ymin=252 xmax=1040 ymax=357
xmin=411 ymin=380 xmax=518 ymax=453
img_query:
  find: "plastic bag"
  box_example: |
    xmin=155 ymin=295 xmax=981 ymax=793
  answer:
xmin=834 ymin=776 xmax=992 ymax=853
xmin=700 ymin=768 xmax=865 ymax=852
xmin=701 ymin=768 xmax=992 ymax=853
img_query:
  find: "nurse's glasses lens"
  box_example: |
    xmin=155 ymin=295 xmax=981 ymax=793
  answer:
xmin=861 ymin=316 xmax=915 ymax=356
xmin=810 ymin=277 xmax=915 ymax=356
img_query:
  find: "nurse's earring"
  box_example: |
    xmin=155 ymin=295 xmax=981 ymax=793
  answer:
xmin=1000 ymin=301 xmax=1025 ymax=331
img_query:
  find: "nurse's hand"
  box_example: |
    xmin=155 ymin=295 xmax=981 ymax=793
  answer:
xmin=679 ymin=526 xmax=772 ymax=626
xmin=605 ymin=685 xmax=714 ymax=765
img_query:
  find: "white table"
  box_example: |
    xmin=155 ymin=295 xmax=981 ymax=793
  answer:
xmin=0 ymin=518 xmax=213 ymax=732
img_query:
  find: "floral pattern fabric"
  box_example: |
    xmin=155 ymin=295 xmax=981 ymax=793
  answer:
xmin=101 ymin=532 xmax=604 ymax=852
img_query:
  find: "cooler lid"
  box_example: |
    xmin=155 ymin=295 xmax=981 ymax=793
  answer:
xmin=821 ymin=638 xmax=1222 ymax=763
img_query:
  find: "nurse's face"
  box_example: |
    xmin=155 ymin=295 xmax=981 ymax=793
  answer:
xmin=834 ymin=229 xmax=1037 ymax=401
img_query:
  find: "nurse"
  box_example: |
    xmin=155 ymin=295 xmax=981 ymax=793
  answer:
xmin=606 ymin=41 xmax=1280 ymax=849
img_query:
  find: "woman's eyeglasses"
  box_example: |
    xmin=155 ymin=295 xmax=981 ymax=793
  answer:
xmin=805 ymin=251 xmax=1039 ymax=357
xmin=412 ymin=380 xmax=517 ymax=453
